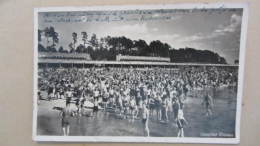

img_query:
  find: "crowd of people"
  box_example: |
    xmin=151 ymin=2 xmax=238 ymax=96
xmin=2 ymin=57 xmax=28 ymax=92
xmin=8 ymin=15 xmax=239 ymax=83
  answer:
xmin=38 ymin=66 xmax=238 ymax=137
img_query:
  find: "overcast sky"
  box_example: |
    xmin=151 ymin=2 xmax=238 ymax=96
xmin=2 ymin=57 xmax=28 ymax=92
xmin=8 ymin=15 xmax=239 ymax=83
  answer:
xmin=38 ymin=8 xmax=243 ymax=64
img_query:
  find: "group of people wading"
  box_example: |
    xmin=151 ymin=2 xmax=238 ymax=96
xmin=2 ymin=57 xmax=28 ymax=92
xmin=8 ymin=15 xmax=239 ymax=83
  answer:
xmin=38 ymin=66 xmax=237 ymax=137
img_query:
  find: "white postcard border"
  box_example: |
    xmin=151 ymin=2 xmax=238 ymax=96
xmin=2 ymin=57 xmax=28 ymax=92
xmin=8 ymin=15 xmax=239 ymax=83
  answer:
xmin=32 ymin=3 xmax=249 ymax=144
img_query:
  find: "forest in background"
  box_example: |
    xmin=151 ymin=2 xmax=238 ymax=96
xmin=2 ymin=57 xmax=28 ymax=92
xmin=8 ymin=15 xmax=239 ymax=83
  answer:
xmin=38 ymin=26 xmax=227 ymax=64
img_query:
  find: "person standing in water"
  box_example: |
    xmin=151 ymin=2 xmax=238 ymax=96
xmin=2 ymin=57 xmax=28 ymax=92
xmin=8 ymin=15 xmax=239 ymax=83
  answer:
xmin=172 ymin=97 xmax=180 ymax=122
xmin=202 ymin=93 xmax=214 ymax=117
xmin=60 ymin=102 xmax=72 ymax=136
xmin=141 ymin=101 xmax=150 ymax=137
xmin=176 ymin=101 xmax=188 ymax=137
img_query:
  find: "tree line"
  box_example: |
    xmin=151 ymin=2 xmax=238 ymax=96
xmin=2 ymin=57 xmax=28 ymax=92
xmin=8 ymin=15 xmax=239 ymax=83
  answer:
xmin=38 ymin=26 xmax=227 ymax=64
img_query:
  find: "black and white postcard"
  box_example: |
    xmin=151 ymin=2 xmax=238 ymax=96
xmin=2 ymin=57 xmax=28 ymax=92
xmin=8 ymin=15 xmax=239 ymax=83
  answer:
xmin=33 ymin=3 xmax=248 ymax=143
